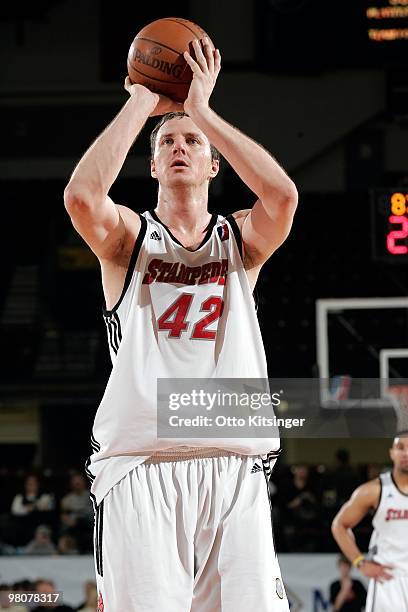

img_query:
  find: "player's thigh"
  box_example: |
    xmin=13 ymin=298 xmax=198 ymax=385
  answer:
xmin=217 ymin=460 xmax=289 ymax=611
xmin=96 ymin=466 xmax=194 ymax=611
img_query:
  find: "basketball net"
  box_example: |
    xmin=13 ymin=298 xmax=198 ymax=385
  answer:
xmin=387 ymin=385 xmax=408 ymax=433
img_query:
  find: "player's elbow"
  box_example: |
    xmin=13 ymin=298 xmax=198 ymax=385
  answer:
xmin=282 ymin=180 xmax=298 ymax=212
xmin=64 ymin=184 xmax=94 ymax=218
xmin=331 ymin=515 xmax=345 ymax=540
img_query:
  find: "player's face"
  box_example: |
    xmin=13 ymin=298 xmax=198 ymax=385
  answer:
xmin=390 ymin=436 xmax=408 ymax=474
xmin=151 ymin=117 xmax=219 ymax=187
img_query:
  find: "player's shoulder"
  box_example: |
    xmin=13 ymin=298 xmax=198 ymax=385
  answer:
xmin=351 ymin=477 xmax=381 ymax=506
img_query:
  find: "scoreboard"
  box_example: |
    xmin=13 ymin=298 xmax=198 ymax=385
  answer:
xmin=256 ymin=0 xmax=408 ymax=72
xmin=371 ymin=189 xmax=408 ymax=262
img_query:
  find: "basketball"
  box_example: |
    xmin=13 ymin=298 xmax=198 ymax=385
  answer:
xmin=127 ymin=17 xmax=214 ymax=103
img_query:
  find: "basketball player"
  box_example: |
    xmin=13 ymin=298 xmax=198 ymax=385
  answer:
xmin=331 ymin=432 xmax=408 ymax=611
xmin=64 ymin=38 xmax=297 ymax=611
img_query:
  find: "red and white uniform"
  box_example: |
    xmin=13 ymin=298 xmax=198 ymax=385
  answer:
xmin=366 ymin=471 xmax=408 ymax=611
xmin=87 ymin=210 xmax=280 ymax=505
xmin=88 ymin=210 xmax=286 ymax=612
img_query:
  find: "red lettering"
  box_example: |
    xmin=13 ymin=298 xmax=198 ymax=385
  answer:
xmin=165 ymin=262 xmax=180 ymax=283
xmin=156 ymin=262 xmax=172 ymax=282
xmin=218 ymin=259 xmax=228 ymax=285
xmin=209 ymin=262 xmax=221 ymax=283
xmin=184 ymin=266 xmax=201 ymax=285
xmin=198 ymin=263 xmax=212 ymax=284
xmin=175 ymin=263 xmax=187 ymax=284
xmin=142 ymin=258 xmax=162 ymax=284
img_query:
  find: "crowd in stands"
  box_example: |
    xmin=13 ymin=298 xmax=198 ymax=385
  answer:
xmin=0 ymin=450 xmax=388 ymax=556
xmin=0 ymin=472 xmax=93 ymax=556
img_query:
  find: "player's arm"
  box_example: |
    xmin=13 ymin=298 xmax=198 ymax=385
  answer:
xmin=184 ymin=39 xmax=298 ymax=270
xmin=64 ymin=82 xmax=182 ymax=261
xmin=331 ymin=479 xmax=393 ymax=581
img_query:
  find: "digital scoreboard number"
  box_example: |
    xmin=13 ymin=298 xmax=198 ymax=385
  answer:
xmin=371 ymin=189 xmax=408 ymax=262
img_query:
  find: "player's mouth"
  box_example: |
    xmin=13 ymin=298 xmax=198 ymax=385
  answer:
xmin=170 ymin=159 xmax=189 ymax=168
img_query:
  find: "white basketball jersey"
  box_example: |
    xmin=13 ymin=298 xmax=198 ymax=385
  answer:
xmin=369 ymin=471 xmax=408 ymax=574
xmin=87 ymin=210 xmax=280 ymax=504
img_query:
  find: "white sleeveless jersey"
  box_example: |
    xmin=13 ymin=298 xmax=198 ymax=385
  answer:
xmin=87 ymin=210 xmax=280 ymax=504
xmin=369 ymin=471 xmax=408 ymax=574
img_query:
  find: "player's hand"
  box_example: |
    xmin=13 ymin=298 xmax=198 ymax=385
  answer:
xmin=183 ymin=38 xmax=221 ymax=115
xmin=123 ymin=77 xmax=183 ymax=116
xmin=359 ymin=560 xmax=394 ymax=582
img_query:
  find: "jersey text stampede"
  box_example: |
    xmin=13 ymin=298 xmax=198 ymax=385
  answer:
xmin=142 ymin=258 xmax=228 ymax=286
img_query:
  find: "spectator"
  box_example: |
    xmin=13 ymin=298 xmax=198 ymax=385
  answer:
xmin=75 ymin=581 xmax=97 ymax=611
xmin=329 ymin=555 xmax=367 ymax=611
xmin=10 ymin=475 xmax=55 ymax=546
xmin=280 ymin=464 xmax=321 ymax=551
xmin=332 ymin=449 xmax=359 ymax=508
xmin=24 ymin=525 xmax=57 ymax=555
xmin=59 ymin=474 xmax=93 ymax=553
xmin=57 ymin=535 xmax=79 ymax=555
xmin=34 ymin=580 xmax=74 ymax=611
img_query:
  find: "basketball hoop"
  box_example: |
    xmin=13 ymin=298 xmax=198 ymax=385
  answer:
xmin=386 ymin=385 xmax=408 ymax=432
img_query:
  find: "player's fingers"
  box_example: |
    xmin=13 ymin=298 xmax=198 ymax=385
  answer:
xmin=192 ymin=39 xmax=208 ymax=72
xmin=183 ymin=51 xmax=200 ymax=74
xmin=202 ymin=37 xmax=214 ymax=73
xmin=214 ymin=49 xmax=221 ymax=76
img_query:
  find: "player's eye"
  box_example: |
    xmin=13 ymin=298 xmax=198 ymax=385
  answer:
xmin=187 ymin=138 xmax=199 ymax=144
xmin=162 ymin=138 xmax=173 ymax=145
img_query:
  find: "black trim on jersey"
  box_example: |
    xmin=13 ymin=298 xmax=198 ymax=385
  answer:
xmin=94 ymin=500 xmax=104 ymax=577
xmin=85 ymin=456 xmax=95 ymax=484
xmin=104 ymin=311 xmax=122 ymax=355
xmin=261 ymin=449 xmax=282 ymax=559
xmin=149 ymin=209 xmax=218 ymax=251
xmin=391 ymin=471 xmax=408 ymax=497
xmin=226 ymin=214 xmax=243 ymax=261
xmin=103 ymin=214 xmax=147 ymax=317
xmin=91 ymin=433 xmax=101 ymax=453
xmin=371 ymin=476 xmax=383 ymax=520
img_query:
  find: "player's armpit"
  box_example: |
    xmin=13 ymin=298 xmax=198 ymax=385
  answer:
xmin=64 ymin=191 xmax=141 ymax=262
xmin=240 ymin=192 xmax=298 ymax=268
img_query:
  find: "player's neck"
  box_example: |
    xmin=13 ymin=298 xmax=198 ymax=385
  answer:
xmin=392 ymin=468 xmax=408 ymax=492
xmin=156 ymin=185 xmax=210 ymax=232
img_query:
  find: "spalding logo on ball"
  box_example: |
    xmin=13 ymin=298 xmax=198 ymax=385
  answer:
xmin=127 ymin=17 xmax=215 ymax=103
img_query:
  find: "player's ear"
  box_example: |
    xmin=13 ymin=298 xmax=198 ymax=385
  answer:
xmin=389 ymin=446 xmax=394 ymax=462
xmin=209 ymin=159 xmax=219 ymax=179
xmin=150 ymin=158 xmax=157 ymax=179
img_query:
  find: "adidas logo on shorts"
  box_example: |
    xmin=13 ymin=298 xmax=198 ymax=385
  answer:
xmin=251 ymin=463 xmax=262 ymax=473
xmin=150 ymin=231 xmax=161 ymax=240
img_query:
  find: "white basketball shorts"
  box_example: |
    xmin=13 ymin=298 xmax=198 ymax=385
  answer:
xmin=93 ymin=452 xmax=288 ymax=612
xmin=366 ymin=574 xmax=408 ymax=611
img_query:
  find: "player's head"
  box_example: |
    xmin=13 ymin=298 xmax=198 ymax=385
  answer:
xmin=390 ymin=430 xmax=408 ymax=474
xmin=150 ymin=112 xmax=220 ymax=187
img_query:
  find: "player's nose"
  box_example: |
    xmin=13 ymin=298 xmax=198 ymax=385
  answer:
xmin=172 ymin=138 xmax=186 ymax=154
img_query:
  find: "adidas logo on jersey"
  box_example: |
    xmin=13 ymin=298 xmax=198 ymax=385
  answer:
xmin=150 ymin=231 xmax=161 ymax=240
xmin=251 ymin=463 xmax=262 ymax=473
